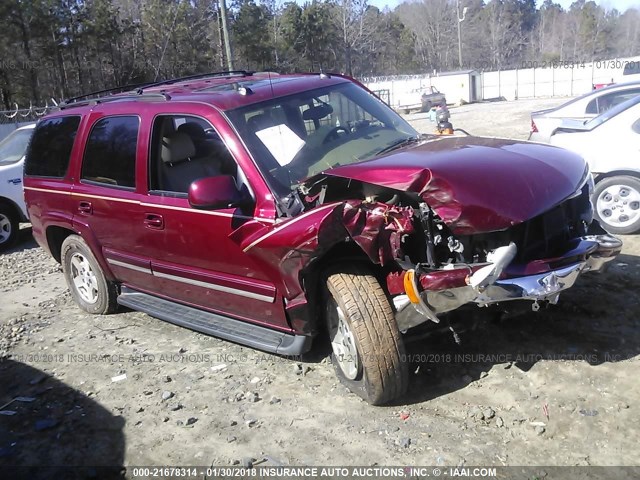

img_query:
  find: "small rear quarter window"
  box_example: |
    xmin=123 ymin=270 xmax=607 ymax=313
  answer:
xmin=25 ymin=116 xmax=81 ymax=177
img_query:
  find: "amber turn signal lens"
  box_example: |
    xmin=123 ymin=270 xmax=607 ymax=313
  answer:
xmin=403 ymin=269 xmax=421 ymax=304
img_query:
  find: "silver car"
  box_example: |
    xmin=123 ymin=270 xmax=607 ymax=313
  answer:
xmin=529 ymin=81 xmax=640 ymax=142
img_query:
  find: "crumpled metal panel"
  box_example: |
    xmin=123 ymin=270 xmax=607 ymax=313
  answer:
xmin=312 ymin=136 xmax=588 ymax=234
xmin=233 ymin=200 xmax=414 ymax=303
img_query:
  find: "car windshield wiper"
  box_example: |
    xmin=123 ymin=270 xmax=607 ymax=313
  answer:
xmin=374 ymin=135 xmax=422 ymax=156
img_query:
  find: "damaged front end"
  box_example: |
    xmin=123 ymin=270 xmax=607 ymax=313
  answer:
xmin=297 ymin=166 xmax=622 ymax=333
xmin=384 ymin=182 xmax=622 ymax=331
xmin=392 ymin=233 xmax=621 ymax=331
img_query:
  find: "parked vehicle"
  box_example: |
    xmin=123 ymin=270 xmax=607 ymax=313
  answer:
xmin=529 ymin=81 xmax=640 ymax=142
xmin=0 ymin=123 xmax=35 ymax=250
xmin=616 ymin=59 xmax=640 ymax=84
xmin=24 ymin=71 xmax=621 ymax=404
xmin=420 ymin=86 xmax=447 ymax=112
xmin=397 ymin=86 xmax=447 ymax=114
xmin=550 ymin=95 xmax=640 ymax=234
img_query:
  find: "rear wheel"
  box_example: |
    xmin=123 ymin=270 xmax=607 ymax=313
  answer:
xmin=593 ymin=176 xmax=640 ymax=234
xmin=0 ymin=205 xmax=19 ymax=252
xmin=325 ymin=267 xmax=408 ymax=405
xmin=61 ymin=235 xmax=118 ymax=314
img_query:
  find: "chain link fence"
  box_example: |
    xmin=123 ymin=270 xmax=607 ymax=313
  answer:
xmin=0 ymin=104 xmax=52 ymax=141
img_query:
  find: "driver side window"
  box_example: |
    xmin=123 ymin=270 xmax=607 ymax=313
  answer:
xmin=148 ymin=115 xmax=237 ymax=195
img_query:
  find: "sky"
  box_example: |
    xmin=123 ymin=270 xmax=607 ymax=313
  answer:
xmin=366 ymin=0 xmax=640 ymax=12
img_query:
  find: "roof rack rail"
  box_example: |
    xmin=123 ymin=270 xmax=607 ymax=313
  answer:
xmin=137 ymin=70 xmax=254 ymax=92
xmin=62 ymin=82 xmax=155 ymax=105
xmin=58 ymin=92 xmax=170 ymax=110
xmin=58 ymin=70 xmax=254 ymax=109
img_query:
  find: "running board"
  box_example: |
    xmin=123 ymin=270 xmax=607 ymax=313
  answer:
xmin=117 ymin=286 xmax=312 ymax=356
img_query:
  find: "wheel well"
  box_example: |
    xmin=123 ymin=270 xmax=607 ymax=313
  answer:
xmin=299 ymin=242 xmax=383 ymax=330
xmin=0 ymin=197 xmax=23 ymax=222
xmin=594 ymin=170 xmax=640 ymax=183
xmin=46 ymin=226 xmax=75 ymax=263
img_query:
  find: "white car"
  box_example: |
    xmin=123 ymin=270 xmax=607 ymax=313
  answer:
xmin=529 ymin=81 xmax=640 ymax=143
xmin=0 ymin=123 xmax=35 ymax=250
xmin=616 ymin=59 xmax=640 ymax=84
xmin=550 ymin=95 xmax=640 ymax=234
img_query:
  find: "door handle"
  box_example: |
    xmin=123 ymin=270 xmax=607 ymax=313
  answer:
xmin=144 ymin=213 xmax=164 ymax=230
xmin=78 ymin=201 xmax=92 ymax=214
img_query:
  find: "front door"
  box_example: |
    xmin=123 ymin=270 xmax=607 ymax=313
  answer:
xmin=138 ymin=112 xmax=288 ymax=330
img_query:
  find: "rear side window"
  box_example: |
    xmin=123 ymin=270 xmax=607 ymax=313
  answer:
xmin=623 ymin=62 xmax=640 ymax=76
xmin=586 ymin=89 xmax=640 ymax=115
xmin=25 ymin=116 xmax=81 ymax=177
xmin=81 ymin=116 xmax=139 ymax=188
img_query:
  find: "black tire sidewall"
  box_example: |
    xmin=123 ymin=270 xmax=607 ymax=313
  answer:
xmin=324 ymin=292 xmax=370 ymax=399
xmin=324 ymin=267 xmax=408 ymax=405
xmin=0 ymin=205 xmax=19 ymax=251
xmin=592 ymin=176 xmax=640 ymax=235
xmin=61 ymin=235 xmax=113 ymax=314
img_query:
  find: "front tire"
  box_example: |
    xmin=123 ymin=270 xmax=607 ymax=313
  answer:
xmin=325 ymin=267 xmax=408 ymax=405
xmin=0 ymin=205 xmax=19 ymax=252
xmin=593 ymin=176 xmax=640 ymax=234
xmin=61 ymin=235 xmax=118 ymax=314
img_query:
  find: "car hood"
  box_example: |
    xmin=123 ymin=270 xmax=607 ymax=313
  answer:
xmin=317 ymin=136 xmax=588 ymax=234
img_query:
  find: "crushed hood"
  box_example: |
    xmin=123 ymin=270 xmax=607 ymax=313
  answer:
xmin=317 ymin=136 xmax=588 ymax=234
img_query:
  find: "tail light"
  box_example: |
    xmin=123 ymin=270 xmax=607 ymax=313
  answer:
xmin=530 ymin=118 xmax=538 ymax=133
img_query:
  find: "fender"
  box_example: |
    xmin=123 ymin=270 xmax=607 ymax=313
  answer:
xmin=71 ymin=215 xmax=117 ymax=281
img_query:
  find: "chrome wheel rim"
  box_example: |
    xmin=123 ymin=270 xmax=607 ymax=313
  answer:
xmin=0 ymin=213 xmax=12 ymax=244
xmin=70 ymin=253 xmax=99 ymax=304
xmin=596 ymin=184 xmax=640 ymax=229
xmin=328 ymin=299 xmax=360 ymax=380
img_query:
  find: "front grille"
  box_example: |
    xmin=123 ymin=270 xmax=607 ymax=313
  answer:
xmin=463 ymin=183 xmax=593 ymax=263
xmin=513 ymin=183 xmax=592 ymax=261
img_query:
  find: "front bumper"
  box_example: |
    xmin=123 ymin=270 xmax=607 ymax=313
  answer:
xmin=395 ymin=234 xmax=622 ymax=331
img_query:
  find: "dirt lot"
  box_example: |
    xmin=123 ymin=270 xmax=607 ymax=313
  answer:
xmin=407 ymin=97 xmax=566 ymax=139
xmin=1 ymin=99 xmax=639 ymax=476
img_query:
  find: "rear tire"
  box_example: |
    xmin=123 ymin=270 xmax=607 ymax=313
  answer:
xmin=325 ymin=266 xmax=408 ymax=405
xmin=592 ymin=175 xmax=640 ymax=234
xmin=0 ymin=205 xmax=19 ymax=252
xmin=61 ymin=235 xmax=118 ymax=314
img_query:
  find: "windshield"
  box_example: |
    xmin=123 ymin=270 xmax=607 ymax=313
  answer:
xmin=0 ymin=128 xmax=33 ymax=165
xmin=226 ymin=82 xmax=418 ymax=195
xmin=585 ymin=94 xmax=640 ymax=129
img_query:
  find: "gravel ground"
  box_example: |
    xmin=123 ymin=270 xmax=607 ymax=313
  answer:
xmin=1 ymin=99 xmax=639 ymax=476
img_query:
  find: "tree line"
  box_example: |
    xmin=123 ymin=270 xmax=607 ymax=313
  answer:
xmin=0 ymin=0 xmax=639 ymax=108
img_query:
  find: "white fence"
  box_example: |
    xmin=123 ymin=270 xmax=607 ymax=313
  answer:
xmin=365 ymin=56 xmax=640 ymax=108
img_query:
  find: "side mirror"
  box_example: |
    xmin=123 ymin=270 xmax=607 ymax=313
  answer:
xmin=188 ymin=176 xmax=251 ymax=210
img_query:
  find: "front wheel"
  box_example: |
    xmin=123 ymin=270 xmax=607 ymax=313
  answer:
xmin=593 ymin=176 xmax=640 ymax=234
xmin=325 ymin=267 xmax=408 ymax=405
xmin=61 ymin=235 xmax=118 ymax=314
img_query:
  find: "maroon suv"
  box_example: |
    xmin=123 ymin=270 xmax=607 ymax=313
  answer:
xmin=24 ymin=71 xmax=622 ymax=404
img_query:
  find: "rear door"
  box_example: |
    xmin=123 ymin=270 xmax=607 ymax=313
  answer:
xmin=71 ymin=112 xmax=152 ymax=288
xmin=588 ymin=105 xmax=640 ymax=173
